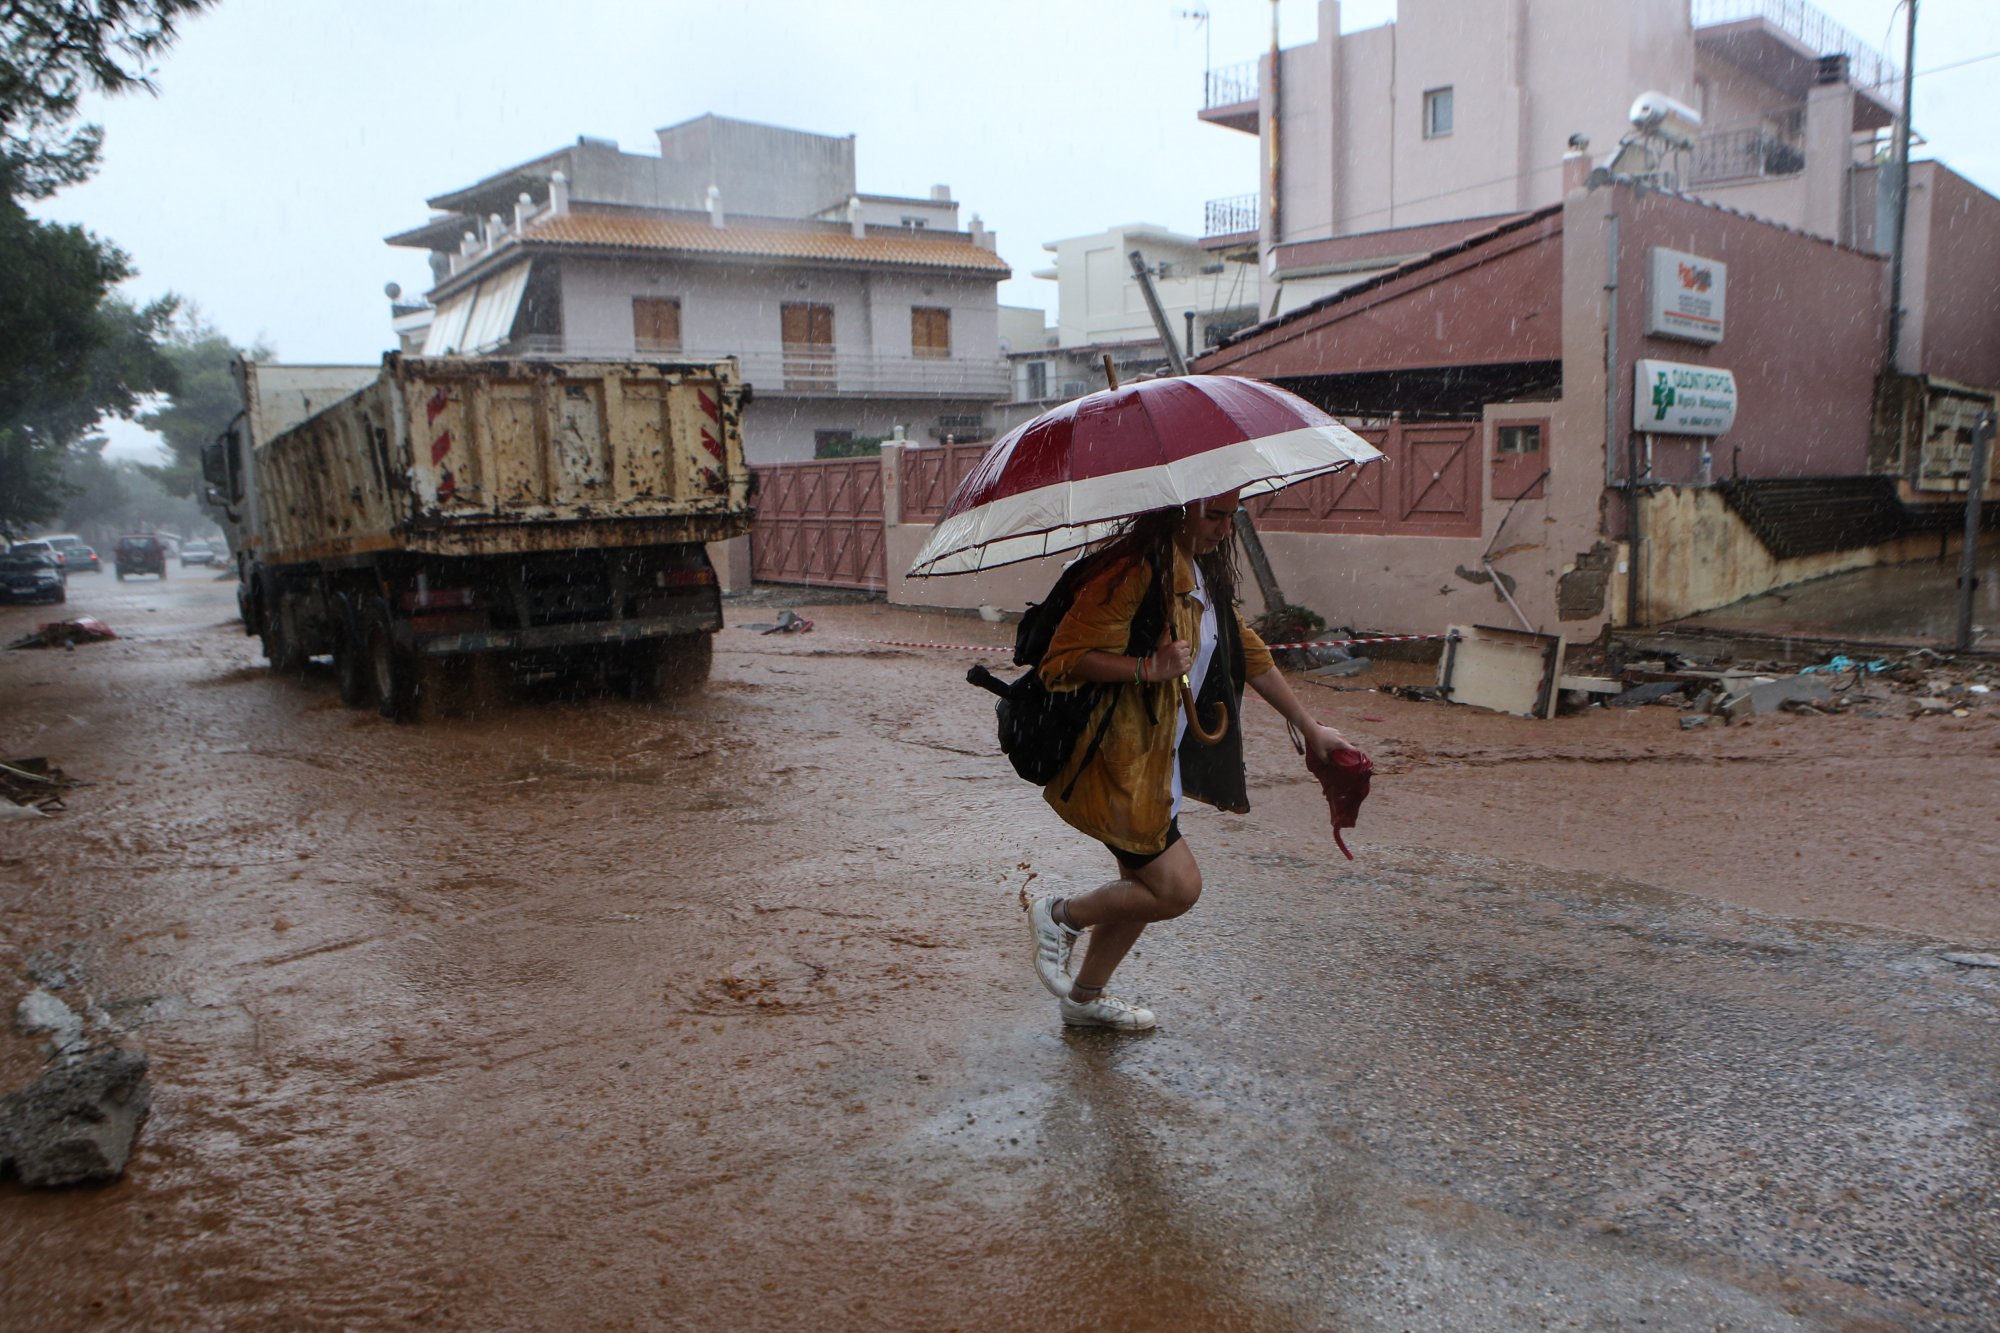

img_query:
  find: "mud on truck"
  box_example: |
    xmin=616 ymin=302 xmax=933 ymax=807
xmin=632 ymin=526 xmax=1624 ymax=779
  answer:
xmin=203 ymin=355 xmax=754 ymax=719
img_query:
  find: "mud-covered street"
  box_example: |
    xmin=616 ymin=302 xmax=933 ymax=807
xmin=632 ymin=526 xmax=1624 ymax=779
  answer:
xmin=2 ymin=572 xmax=1997 ymax=1331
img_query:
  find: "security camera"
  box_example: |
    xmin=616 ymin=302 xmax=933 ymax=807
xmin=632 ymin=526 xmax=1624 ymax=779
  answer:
xmin=1628 ymin=92 xmax=1702 ymax=149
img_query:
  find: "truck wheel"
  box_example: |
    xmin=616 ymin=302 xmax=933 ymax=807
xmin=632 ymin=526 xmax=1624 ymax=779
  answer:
xmin=364 ymin=600 xmax=417 ymax=721
xmin=261 ymin=594 xmax=306 ymax=675
xmin=628 ymin=633 xmax=713 ymax=701
xmin=333 ymin=597 xmax=372 ymax=708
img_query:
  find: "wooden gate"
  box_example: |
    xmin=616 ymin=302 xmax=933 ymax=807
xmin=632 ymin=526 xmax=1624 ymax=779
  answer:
xmin=898 ymin=441 xmax=991 ymax=523
xmin=1250 ymin=418 xmax=1481 ymax=537
xmin=750 ymin=457 xmax=886 ymax=590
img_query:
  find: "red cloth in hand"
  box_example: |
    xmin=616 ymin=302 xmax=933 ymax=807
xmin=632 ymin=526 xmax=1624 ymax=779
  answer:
xmin=1305 ymin=746 xmax=1372 ymax=860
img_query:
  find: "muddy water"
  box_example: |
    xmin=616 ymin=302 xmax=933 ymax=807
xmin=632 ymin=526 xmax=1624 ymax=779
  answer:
xmin=2 ymin=573 xmax=1996 ymax=1329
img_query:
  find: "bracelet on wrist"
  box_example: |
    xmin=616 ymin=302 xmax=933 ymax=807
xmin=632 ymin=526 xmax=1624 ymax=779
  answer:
xmin=1134 ymin=654 xmax=1147 ymax=685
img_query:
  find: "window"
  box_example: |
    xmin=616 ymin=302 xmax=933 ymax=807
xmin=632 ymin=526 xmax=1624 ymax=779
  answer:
xmin=813 ymin=429 xmax=855 ymax=458
xmin=1024 ymin=361 xmax=1048 ymax=399
xmin=911 ymin=306 xmax=951 ymax=359
xmin=1423 ymin=86 xmax=1454 ymax=139
xmin=1492 ymin=419 xmax=1548 ymax=501
xmin=899 ymin=216 xmax=929 ymax=229
xmin=781 ymin=302 xmax=835 ymax=389
xmin=632 ymin=297 xmax=682 ymax=352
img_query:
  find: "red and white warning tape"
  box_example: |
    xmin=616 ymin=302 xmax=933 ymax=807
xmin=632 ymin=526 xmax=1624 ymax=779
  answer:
xmin=1260 ymin=633 xmax=1451 ymax=650
xmin=838 ymin=632 xmax=1453 ymax=653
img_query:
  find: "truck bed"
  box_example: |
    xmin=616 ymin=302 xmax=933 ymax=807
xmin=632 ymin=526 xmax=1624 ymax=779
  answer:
xmin=255 ymin=356 xmax=753 ymax=567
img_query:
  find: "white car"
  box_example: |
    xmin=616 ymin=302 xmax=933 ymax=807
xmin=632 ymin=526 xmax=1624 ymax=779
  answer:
xmin=180 ymin=540 xmax=217 ymax=567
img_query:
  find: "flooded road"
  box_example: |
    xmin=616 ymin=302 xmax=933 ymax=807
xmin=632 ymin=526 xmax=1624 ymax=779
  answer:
xmin=2 ymin=571 xmax=1996 ymax=1330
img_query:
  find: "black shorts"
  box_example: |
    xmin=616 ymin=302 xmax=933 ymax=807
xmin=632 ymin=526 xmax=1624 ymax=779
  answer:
xmin=1107 ymin=819 xmax=1181 ymax=872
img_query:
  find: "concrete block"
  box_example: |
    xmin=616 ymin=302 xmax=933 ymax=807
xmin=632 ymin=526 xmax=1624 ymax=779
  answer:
xmin=1718 ymin=675 xmax=1834 ymax=719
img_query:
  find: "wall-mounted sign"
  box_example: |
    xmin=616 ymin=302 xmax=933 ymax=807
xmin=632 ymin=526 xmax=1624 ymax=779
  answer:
xmin=1635 ymin=359 xmax=1738 ymax=436
xmin=1646 ymin=247 xmax=1726 ymax=344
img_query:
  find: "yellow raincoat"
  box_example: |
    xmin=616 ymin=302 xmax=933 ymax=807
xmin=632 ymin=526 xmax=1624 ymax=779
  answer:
xmin=1038 ymin=547 xmax=1274 ymax=855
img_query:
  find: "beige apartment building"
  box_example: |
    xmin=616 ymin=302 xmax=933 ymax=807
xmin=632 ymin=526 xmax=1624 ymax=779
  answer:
xmin=387 ymin=116 xmax=1012 ymax=466
xmin=1201 ymin=0 xmax=1906 ymax=317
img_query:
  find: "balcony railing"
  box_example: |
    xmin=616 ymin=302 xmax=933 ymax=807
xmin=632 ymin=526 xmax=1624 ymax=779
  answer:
xmin=1204 ymin=192 xmax=1259 ymax=238
xmin=1691 ymin=0 xmax=1901 ymax=103
xmin=1203 ymin=58 xmax=1259 ymax=110
xmin=1690 ymin=123 xmax=1806 ymax=186
xmin=509 ymin=337 xmax=1010 ymax=399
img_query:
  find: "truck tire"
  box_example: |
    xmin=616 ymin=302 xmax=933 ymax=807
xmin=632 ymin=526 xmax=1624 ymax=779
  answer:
xmin=261 ymin=588 xmax=306 ymax=675
xmin=627 ymin=633 xmax=713 ymax=701
xmin=364 ymin=599 xmax=417 ymax=721
xmin=333 ymin=595 xmax=372 ymax=708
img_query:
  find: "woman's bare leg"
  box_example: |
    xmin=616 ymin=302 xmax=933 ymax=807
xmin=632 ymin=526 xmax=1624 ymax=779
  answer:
xmin=1063 ymin=840 xmax=1202 ymax=993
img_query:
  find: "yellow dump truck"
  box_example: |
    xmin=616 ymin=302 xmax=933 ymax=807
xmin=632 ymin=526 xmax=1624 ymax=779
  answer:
xmin=203 ymin=355 xmax=753 ymax=717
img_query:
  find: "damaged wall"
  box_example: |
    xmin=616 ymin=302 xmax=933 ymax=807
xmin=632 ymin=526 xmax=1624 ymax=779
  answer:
xmin=1633 ymin=486 xmax=1973 ymax=623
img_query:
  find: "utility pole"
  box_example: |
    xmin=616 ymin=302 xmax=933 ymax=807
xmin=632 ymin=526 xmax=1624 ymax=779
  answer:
xmin=1885 ymin=0 xmax=1918 ymax=372
xmin=1127 ymin=248 xmax=1289 ymax=613
xmin=1955 ymin=409 xmax=1994 ymax=652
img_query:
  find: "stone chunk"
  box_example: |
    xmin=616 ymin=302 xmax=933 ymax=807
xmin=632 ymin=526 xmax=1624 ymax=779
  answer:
xmin=0 ymin=1047 xmax=152 ymax=1187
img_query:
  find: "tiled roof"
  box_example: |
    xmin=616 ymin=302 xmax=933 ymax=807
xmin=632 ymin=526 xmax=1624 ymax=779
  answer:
xmin=524 ymin=211 xmax=1011 ymax=275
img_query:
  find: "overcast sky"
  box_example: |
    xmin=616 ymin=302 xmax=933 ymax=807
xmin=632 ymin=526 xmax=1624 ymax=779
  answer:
xmin=35 ymin=0 xmax=1996 ymax=461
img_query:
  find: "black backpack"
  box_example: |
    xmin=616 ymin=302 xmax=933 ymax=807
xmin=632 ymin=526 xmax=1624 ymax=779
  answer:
xmin=966 ymin=551 xmax=1169 ymax=797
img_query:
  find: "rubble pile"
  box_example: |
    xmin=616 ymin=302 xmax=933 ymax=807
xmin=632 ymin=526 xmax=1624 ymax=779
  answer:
xmin=1573 ymin=649 xmax=2000 ymax=724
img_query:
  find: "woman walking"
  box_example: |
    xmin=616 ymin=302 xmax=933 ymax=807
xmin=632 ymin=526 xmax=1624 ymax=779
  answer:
xmin=1027 ymin=489 xmax=1358 ymax=1030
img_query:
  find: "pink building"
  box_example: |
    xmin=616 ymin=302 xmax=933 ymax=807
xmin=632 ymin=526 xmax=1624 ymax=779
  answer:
xmin=1177 ymin=0 xmax=1998 ymax=637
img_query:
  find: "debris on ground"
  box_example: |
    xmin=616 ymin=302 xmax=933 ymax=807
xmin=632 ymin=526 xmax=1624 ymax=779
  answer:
xmin=1 ymin=757 xmax=79 ymax=815
xmin=1388 ymin=632 xmax=2000 ymax=726
xmin=16 ymin=988 xmax=89 ymax=1057
xmin=0 ymin=1046 xmax=152 ymax=1187
xmin=1520 ymin=635 xmax=2000 ymax=724
xmin=1940 ymin=951 xmax=2000 ymax=969
xmin=5 ymin=618 xmax=118 ymax=651
xmin=740 ymin=610 xmax=815 ymax=635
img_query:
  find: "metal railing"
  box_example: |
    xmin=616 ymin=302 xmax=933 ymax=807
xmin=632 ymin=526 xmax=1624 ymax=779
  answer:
xmin=1203 ymin=58 xmax=1259 ymax=109
xmin=1690 ymin=124 xmax=1807 ymax=185
xmin=1691 ymin=0 xmax=1901 ymax=102
xmin=1204 ymin=193 xmax=1259 ymax=237
xmin=508 ymin=337 xmax=1010 ymax=398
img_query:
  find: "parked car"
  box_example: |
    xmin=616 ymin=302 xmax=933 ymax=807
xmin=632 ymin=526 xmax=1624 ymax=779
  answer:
xmin=64 ymin=545 xmax=102 ymax=573
xmin=180 ymin=539 xmax=216 ymax=567
xmin=114 ymin=534 xmax=168 ymax=580
xmin=10 ymin=538 xmax=62 ymax=569
xmin=0 ymin=549 xmax=66 ymax=604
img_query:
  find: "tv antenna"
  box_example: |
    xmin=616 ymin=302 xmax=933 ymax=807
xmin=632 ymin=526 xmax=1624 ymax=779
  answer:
xmin=1179 ymin=6 xmax=1210 ymax=74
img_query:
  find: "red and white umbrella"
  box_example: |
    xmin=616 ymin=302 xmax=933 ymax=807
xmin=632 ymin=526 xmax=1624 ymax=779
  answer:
xmin=906 ymin=375 xmax=1381 ymax=577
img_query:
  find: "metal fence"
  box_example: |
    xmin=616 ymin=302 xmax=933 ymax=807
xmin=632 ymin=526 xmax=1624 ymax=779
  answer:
xmin=1691 ymin=0 xmax=1902 ymax=101
xmin=1203 ymin=58 xmax=1259 ymax=109
xmin=1691 ymin=125 xmax=1807 ymax=185
xmin=1204 ymin=193 xmax=1259 ymax=238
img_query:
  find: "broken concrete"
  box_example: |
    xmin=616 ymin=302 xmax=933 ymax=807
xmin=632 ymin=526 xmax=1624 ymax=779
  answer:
xmin=1609 ymin=681 xmax=1687 ymax=708
xmin=16 ymin=989 xmax=86 ymax=1056
xmin=1717 ymin=675 xmax=1834 ymax=720
xmin=0 ymin=1047 xmax=151 ymax=1187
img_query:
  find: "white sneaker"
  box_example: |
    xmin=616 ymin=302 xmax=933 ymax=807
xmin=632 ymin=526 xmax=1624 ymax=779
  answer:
xmin=1059 ymin=993 xmax=1156 ymax=1031
xmin=1028 ymin=896 xmax=1079 ymax=999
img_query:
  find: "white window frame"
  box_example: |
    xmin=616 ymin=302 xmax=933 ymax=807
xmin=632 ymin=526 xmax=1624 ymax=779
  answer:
xmin=1423 ymin=86 xmax=1454 ymax=139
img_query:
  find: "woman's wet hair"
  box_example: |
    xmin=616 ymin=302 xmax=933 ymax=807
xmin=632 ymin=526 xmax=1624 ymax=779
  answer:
xmin=1094 ymin=503 xmax=1241 ymax=612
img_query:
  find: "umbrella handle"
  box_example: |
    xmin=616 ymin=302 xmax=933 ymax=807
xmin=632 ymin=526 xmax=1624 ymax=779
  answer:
xmin=1180 ymin=677 xmax=1228 ymax=745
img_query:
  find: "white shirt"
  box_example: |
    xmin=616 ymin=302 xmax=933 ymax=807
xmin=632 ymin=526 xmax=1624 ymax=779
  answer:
xmin=1170 ymin=561 xmax=1220 ymax=819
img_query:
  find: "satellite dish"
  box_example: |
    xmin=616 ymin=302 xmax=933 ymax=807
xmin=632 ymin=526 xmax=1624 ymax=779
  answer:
xmin=384 ymin=281 xmax=403 ymax=300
